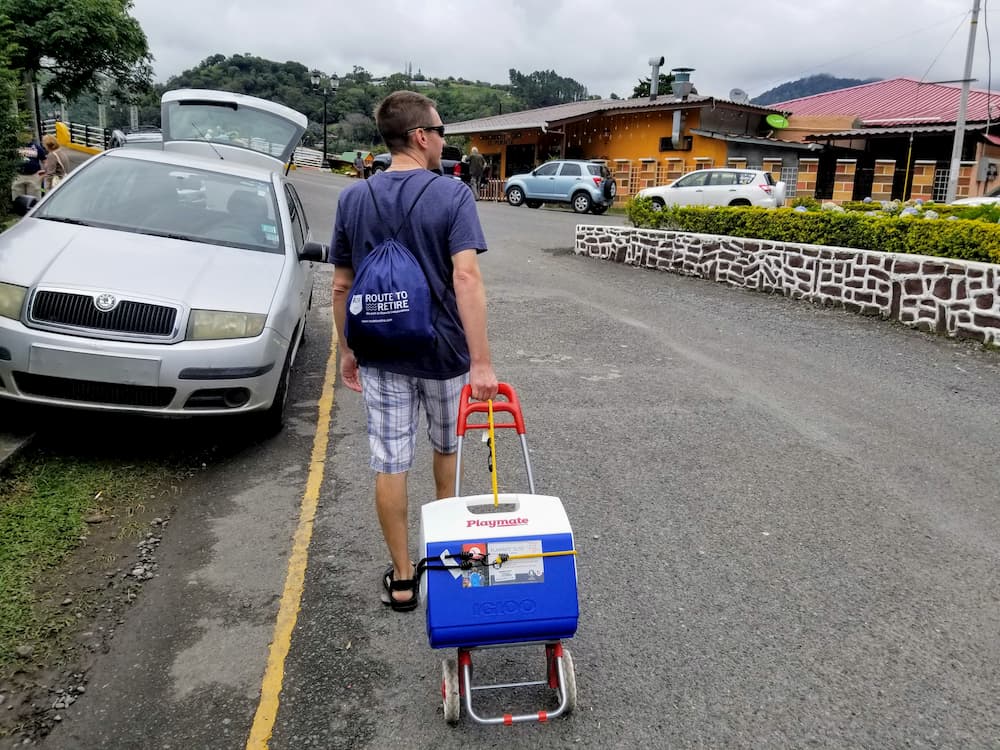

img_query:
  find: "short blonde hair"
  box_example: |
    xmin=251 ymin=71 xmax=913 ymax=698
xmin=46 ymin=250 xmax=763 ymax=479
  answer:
xmin=42 ymin=134 xmax=59 ymax=151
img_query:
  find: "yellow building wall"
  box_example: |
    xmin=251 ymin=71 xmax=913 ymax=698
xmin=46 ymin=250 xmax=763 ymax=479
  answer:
xmin=468 ymin=107 xmax=731 ymax=201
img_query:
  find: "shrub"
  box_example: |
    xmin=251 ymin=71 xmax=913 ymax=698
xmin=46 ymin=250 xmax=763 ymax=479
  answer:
xmin=622 ymin=200 xmax=1000 ymax=265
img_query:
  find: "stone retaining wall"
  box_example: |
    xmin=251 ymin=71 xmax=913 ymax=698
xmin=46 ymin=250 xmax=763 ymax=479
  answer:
xmin=575 ymin=225 xmax=1000 ymax=346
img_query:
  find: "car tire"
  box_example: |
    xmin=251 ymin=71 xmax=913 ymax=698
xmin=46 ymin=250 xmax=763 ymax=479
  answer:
xmin=728 ymin=199 xmax=752 ymax=207
xmin=371 ymin=165 xmax=385 ymax=175
xmin=603 ymin=180 xmax=617 ymax=201
xmin=526 ymin=200 xmax=542 ymax=209
xmin=651 ymin=198 xmax=665 ymax=211
xmin=254 ymin=336 xmax=296 ymax=437
xmin=506 ymin=186 xmax=525 ymax=207
xmin=572 ymin=192 xmax=592 ymax=213
xmin=591 ymin=204 xmax=608 ymax=215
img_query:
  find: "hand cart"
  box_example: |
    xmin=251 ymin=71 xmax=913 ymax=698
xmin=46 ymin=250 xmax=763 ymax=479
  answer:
xmin=417 ymin=383 xmax=579 ymax=725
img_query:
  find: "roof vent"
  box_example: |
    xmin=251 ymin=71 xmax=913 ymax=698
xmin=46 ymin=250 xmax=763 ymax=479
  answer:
xmin=648 ymin=56 xmax=665 ymax=101
xmin=671 ymin=68 xmax=695 ymax=100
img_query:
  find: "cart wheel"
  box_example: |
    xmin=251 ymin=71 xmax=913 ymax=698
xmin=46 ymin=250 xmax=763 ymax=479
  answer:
xmin=442 ymin=658 xmax=460 ymax=725
xmin=559 ymin=648 xmax=577 ymax=715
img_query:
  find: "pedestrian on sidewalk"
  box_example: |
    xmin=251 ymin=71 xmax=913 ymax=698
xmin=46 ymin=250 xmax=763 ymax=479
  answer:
xmin=40 ymin=134 xmax=67 ymax=192
xmin=331 ymin=90 xmax=498 ymax=611
xmin=468 ymin=146 xmax=485 ymax=200
xmin=11 ymin=135 xmax=47 ymax=200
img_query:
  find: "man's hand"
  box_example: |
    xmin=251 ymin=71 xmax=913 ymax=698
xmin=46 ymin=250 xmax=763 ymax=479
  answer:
xmin=340 ymin=349 xmax=362 ymax=393
xmin=469 ymin=362 xmax=498 ymax=402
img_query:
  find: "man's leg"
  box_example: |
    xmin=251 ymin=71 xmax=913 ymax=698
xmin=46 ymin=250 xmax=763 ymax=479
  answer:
xmin=375 ymin=471 xmax=414 ymax=600
xmin=432 ymin=450 xmax=457 ymax=499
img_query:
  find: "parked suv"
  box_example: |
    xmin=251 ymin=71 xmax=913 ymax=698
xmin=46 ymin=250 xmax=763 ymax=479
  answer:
xmin=637 ymin=168 xmax=785 ymax=209
xmin=369 ymin=144 xmax=469 ymax=182
xmin=504 ymin=160 xmax=617 ymax=214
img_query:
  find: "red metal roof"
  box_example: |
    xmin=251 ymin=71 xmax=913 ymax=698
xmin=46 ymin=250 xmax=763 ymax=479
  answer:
xmin=773 ymin=77 xmax=1000 ymax=126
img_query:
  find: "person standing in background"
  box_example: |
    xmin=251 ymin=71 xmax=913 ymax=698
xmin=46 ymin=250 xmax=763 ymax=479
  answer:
xmin=468 ymin=146 xmax=485 ymax=200
xmin=11 ymin=135 xmax=46 ymax=199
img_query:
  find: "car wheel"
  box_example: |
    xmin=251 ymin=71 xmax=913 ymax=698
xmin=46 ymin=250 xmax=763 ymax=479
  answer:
xmin=371 ymin=165 xmax=385 ymax=175
xmin=728 ymin=199 xmax=752 ymax=207
xmin=651 ymin=198 xmax=665 ymax=211
xmin=572 ymin=192 xmax=592 ymax=213
xmin=591 ymin=204 xmax=608 ymax=215
xmin=506 ymin=186 xmax=525 ymax=207
xmin=526 ymin=200 xmax=542 ymax=209
xmin=603 ymin=179 xmax=617 ymax=200
xmin=255 ymin=342 xmax=295 ymax=437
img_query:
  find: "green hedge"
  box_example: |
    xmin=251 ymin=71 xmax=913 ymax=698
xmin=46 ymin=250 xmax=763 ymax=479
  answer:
xmin=624 ymin=198 xmax=1000 ymax=265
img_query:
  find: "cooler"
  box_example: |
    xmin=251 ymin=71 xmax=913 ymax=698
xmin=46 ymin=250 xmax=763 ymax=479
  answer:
xmin=420 ymin=492 xmax=578 ymax=649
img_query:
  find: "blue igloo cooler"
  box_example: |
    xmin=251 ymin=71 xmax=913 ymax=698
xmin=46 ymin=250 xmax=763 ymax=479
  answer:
xmin=419 ymin=492 xmax=578 ymax=649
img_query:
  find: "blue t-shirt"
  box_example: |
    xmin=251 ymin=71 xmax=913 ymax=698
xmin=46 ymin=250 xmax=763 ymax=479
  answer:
xmin=332 ymin=170 xmax=487 ymax=379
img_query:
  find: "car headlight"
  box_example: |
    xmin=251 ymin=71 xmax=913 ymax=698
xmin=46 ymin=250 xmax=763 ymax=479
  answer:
xmin=187 ymin=310 xmax=266 ymax=340
xmin=0 ymin=282 xmax=27 ymax=320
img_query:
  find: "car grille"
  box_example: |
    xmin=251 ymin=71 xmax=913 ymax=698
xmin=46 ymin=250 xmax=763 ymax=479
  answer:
xmin=14 ymin=372 xmax=175 ymax=408
xmin=30 ymin=291 xmax=177 ymax=337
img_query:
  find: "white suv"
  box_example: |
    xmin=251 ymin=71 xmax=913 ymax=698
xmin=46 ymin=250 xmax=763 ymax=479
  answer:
xmin=637 ymin=168 xmax=786 ymax=209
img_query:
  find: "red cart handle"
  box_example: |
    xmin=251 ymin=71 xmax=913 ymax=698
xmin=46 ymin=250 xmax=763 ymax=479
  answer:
xmin=456 ymin=382 xmax=526 ymax=436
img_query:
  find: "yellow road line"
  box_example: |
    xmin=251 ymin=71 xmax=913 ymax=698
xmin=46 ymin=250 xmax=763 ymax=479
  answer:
xmin=246 ymin=323 xmax=338 ymax=749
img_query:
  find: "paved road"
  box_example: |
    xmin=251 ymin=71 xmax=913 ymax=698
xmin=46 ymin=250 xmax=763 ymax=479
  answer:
xmin=40 ymin=171 xmax=1000 ymax=749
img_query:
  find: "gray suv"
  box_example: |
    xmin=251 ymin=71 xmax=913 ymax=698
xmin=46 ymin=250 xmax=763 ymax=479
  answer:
xmin=504 ymin=160 xmax=617 ymax=214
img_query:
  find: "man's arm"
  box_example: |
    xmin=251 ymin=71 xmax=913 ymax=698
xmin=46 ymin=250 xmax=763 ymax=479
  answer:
xmin=452 ymin=249 xmax=498 ymax=401
xmin=332 ymin=265 xmax=361 ymax=392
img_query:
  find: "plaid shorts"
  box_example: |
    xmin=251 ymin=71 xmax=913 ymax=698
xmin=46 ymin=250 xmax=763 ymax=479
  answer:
xmin=359 ymin=367 xmax=468 ymax=474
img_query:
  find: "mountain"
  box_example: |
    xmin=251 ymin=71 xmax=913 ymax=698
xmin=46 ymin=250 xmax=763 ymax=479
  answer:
xmin=751 ymin=74 xmax=881 ymax=106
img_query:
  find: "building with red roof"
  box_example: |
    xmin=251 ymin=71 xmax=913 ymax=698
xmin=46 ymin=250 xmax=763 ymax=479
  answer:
xmin=771 ymin=78 xmax=1000 ymax=201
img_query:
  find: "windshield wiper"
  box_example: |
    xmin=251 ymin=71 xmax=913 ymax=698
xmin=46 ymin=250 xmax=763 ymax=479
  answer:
xmin=40 ymin=216 xmax=98 ymax=227
xmin=132 ymin=228 xmax=196 ymax=242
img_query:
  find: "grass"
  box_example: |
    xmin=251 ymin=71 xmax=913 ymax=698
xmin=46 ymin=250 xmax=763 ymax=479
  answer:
xmin=0 ymin=450 xmax=175 ymax=667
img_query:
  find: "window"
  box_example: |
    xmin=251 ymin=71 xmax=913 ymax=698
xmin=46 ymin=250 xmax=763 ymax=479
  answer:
xmin=535 ymin=163 xmax=559 ymax=176
xmin=560 ymin=163 xmax=582 ymax=176
xmin=710 ymin=172 xmax=739 ymax=186
xmin=285 ymin=184 xmax=306 ymax=250
xmin=674 ymin=171 xmax=708 ymax=188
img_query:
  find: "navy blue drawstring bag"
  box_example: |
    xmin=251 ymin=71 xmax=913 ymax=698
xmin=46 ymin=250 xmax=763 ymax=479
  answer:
xmin=344 ymin=177 xmax=438 ymax=353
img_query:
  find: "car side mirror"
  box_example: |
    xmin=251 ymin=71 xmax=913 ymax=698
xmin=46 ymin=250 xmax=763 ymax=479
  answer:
xmin=299 ymin=240 xmax=328 ymax=262
xmin=12 ymin=195 xmax=38 ymax=217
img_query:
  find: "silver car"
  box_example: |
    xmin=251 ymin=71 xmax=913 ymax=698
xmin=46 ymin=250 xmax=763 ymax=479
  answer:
xmin=0 ymin=89 xmax=326 ymax=433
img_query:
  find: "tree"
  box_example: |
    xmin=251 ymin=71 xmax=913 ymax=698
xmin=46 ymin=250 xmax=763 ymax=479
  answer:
xmin=1 ymin=0 xmax=152 ymax=136
xmin=0 ymin=23 xmax=23 ymax=215
xmin=508 ymin=69 xmax=588 ymax=108
xmin=631 ymin=72 xmax=676 ymax=99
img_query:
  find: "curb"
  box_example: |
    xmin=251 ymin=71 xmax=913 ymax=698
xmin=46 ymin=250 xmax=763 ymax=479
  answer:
xmin=0 ymin=431 xmax=34 ymax=471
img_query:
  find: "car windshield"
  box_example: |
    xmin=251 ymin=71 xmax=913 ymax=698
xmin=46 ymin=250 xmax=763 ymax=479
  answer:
xmin=35 ymin=155 xmax=283 ymax=254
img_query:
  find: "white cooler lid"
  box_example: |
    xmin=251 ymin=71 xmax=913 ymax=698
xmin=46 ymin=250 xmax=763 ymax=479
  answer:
xmin=420 ymin=493 xmax=571 ymax=542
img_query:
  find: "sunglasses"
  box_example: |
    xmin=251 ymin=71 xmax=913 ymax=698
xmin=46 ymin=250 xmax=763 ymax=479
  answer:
xmin=406 ymin=124 xmax=446 ymax=137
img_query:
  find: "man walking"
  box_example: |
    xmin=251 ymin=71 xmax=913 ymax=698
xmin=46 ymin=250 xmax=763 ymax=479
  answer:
xmin=353 ymin=151 xmax=366 ymax=179
xmin=468 ymin=146 xmax=485 ymax=200
xmin=331 ymin=91 xmax=498 ymax=611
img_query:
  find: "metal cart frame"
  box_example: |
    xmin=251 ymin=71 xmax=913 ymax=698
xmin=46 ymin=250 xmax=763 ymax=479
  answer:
xmin=433 ymin=383 xmax=577 ymax=725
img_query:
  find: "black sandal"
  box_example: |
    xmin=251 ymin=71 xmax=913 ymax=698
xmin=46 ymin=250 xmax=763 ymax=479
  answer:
xmin=380 ymin=564 xmax=419 ymax=612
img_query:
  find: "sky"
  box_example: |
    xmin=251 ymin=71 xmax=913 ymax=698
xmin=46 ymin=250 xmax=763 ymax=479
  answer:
xmin=130 ymin=0 xmax=1000 ymax=101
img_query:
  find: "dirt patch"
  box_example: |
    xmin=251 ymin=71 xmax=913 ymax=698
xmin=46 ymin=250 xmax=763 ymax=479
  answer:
xmin=0 ymin=467 xmax=189 ymax=745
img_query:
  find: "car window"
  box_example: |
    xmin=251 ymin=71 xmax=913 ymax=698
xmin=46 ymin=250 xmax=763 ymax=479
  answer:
xmin=162 ymin=101 xmax=300 ymax=159
xmin=710 ymin=172 xmax=739 ymax=186
xmin=284 ymin=183 xmax=306 ymax=250
xmin=735 ymin=172 xmax=757 ymax=185
xmin=535 ymin=163 xmax=559 ymax=176
xmin=560 ymin=163 xmax=582 ymax=176
xmin=674 ymin=172 xmax=708 ymax=188
xmin=35 ymin=155 xmax=284 ymax=254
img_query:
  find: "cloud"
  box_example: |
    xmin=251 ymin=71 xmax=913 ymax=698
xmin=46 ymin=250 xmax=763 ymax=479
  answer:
xmin=131 ymin=0 xmax=999 ymax=100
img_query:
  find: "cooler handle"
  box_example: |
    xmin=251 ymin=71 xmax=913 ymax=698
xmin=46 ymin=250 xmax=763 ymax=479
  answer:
xmin=456 ymin=382 xmax=526 ymax=436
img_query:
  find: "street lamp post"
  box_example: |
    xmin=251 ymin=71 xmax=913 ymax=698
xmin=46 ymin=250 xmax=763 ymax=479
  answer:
xmin=311 ymin=71 xmax=339 ymax=169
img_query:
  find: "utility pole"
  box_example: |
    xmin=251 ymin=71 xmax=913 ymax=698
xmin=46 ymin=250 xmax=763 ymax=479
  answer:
xmin=945 ymin=0 xmax=982 ymax=203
